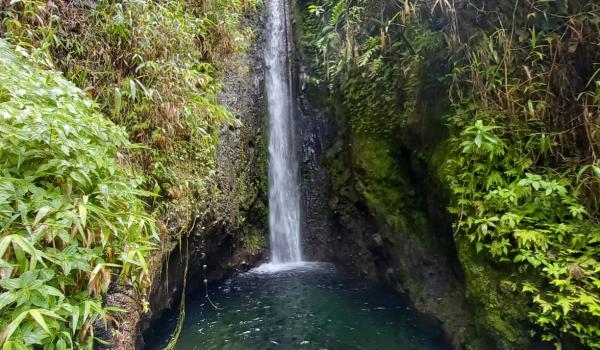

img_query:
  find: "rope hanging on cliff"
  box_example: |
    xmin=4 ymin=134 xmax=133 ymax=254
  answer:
xmin=203 ymin=258 xmax=221 ymax=310
xmin=162 ymin=241 xmax=189 ymax=350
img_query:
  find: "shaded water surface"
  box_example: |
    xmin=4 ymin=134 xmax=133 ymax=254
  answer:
xmin=145 ymin=263 xmax=449 ymax=350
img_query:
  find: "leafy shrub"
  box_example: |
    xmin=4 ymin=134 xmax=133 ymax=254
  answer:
xmin=0 ymin=39 xmax=156 ymax=349
xmin=302 ymin=0 xmax=445 ymax=140
xmin=0 ymin=0 xmax=262 ymax=348
xmin=445 ymin=1 xmax=600 ymax=347
xmin=446 ymin=115 xmax=600 ymax=348
xmin=0 ymin=0 xmax=258 ymax=211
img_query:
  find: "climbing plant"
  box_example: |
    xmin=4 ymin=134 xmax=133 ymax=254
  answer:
xmin=303 ymin=0 xmax=445 ymax=139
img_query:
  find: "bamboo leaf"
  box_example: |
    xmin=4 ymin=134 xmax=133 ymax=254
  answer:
xmin=79 ymin=204 xmax=87 ymax=228
xmin=29 ymin=309 xmax=50 ymax=334
xmin=0 ymin=311 xmax=29 ymax=344
xmin=33 ymin=207 xmax=51 ymax=226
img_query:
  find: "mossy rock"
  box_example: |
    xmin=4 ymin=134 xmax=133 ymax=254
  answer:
xmin=456 ymin=238 xmax=535 ymax=350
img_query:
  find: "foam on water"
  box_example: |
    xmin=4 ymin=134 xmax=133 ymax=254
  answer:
xmin=249 ymin=261 xmax=330 ymax=274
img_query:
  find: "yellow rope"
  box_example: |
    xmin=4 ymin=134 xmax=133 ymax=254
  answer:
xmin=161 ymin=214 xmax=220 ymax=349
xmin=203 ymin=263 xmax=221 ymax=310
xmin=162 ymin=242 xmax=189 ymax=350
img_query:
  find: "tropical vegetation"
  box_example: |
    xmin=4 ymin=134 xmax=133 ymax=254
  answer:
xmin=0 ymin=39 xmax=156 ymax=349
xmin=300 ymin=0 xmax=600 ymax=348
xmin=0 ymin=0 xmax=259 ymax=348
xmin=2 ymin=0 xmax=599 ymax=348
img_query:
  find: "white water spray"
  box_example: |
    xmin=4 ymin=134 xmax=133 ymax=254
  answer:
xmin=265 ymin=0 xmax=302 ymax=264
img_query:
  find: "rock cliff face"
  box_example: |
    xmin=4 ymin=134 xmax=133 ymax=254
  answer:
xmin=291 ymin=0 xmax=554 ymax=348
xmin=292 ymin=1 xmax=473 ymax=348
xmin=121 ymin=1 xmax=474 ymax=346
xmin=295 ymin=71 xmax=473 ymax=349
xmin=123 ymin=1 xmax=572 ymax=348
xmin=298 ymin=69 xmax=337 ymax=261
xmin=97 ymin=11 xmax=269 ymax=350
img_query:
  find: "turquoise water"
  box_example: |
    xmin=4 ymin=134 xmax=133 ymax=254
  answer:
xmin=145 ymin=263 xmax=449 ymax=350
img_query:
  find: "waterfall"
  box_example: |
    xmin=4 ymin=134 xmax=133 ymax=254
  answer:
xmin=265 ymin=0 xmax=302 ymax=264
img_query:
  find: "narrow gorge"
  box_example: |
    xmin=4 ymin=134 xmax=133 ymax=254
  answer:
xmin=0 ymin=0 xmax=599 ymax=350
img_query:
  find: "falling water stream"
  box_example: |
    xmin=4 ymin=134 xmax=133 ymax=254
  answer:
xmin=265 ymin=0 xmax=301 ymax=264
xmin=145 ymin=1 xmax=451 ymax=348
